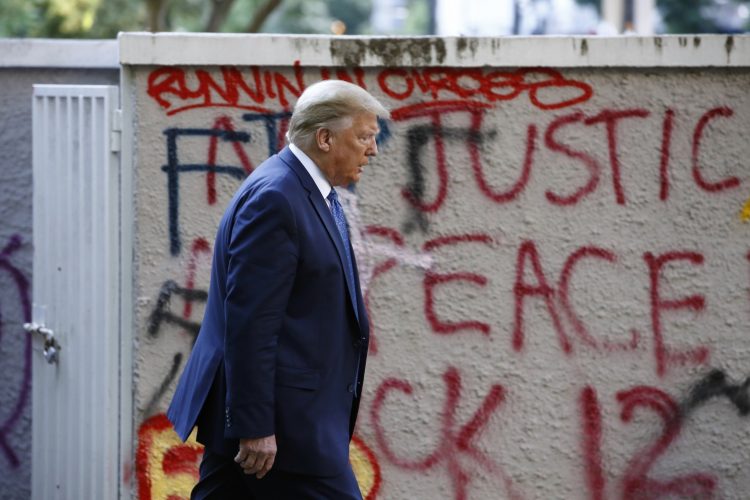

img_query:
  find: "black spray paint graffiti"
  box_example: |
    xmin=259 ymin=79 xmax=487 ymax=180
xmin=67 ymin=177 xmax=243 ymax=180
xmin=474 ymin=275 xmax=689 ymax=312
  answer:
xmin=402 ymin=123 xmax=495 ymax=234
xmin=147 ymin=279 xmax=207 ymax=339
xmin=242 ymin=111 xmax=293 ymax=158
xmin=162 ymin=127 xmax=250 ymax=256
xmin=162 ymin=113 xmax=391 ymax=255
xmin=143 ymin=280 xmax=207 ymax=417
xmin=681 ymin=369 xmax=750 ymax=417
xmin=143 ymin=352 xmax=183 ymax=419
xmin=0 ymin=235 xmax=31 ymax=468
xmin=162 ymin=112 xmax=291 ymax=256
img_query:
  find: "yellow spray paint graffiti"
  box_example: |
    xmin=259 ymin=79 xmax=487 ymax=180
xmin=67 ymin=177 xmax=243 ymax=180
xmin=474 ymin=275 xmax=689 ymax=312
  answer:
xmin=136 ymin=414 xmax=382 ymax=499
xmin=740 ymin=197 xmax=750 ymax=222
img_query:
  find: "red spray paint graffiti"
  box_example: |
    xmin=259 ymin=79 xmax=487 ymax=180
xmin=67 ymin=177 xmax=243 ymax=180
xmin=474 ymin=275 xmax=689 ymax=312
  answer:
xmin=182 ymin=238 xmax=212 ymax=320
xmin=559 ymin=247 xmax=639 ymax=352
xmin=422 ymin=233 xmax=494 ymax=336
xmin=580 ymin=386 xmax=605 ymax=500
xmin=397 ymin=105 xmax=741 ymax=220
xmin=361 ymin=225 xmax=407 ymax=355
xmin=618 ymin=387 xmax=717 ymax=499
xmin=644 ymin=251 xmax=709 ymax=377
xmin=512 ymin=240 xmax=572 ymax=354
xmin=136 ymin=414 xmax=203 ymax=500
xmin=371 ymin=367 xmax=520 ymax=500
xmin=691 ymin=107 xmax=740 ymax=193
xmin=140 ymin=62 xmax=749 ymax=499
xmin=148 ymin=62 xmax=305 ymax=116
xmin=378 ymin=67 xmax=593 ymax=109
xmin=205 ymin=116 xmax=254 ymax=205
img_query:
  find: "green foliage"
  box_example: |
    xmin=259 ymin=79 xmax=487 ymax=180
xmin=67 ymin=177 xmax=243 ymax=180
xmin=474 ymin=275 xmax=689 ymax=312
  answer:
xmin=0 ymin=0 xmax=387 ymax=37
xmin=32 ymin=0 xmax=112 ymax=37
xmin=402 ymin=0 xmax=430 ymax=34
xmin=0 ymin=0 xmax=39 ymax=37
xmin=87 ymin=0 xmax=144 ymax=37
xmin=257 ymin=0 xmax=373 ymax=34
xmin=659 ymin=0 xmax=718 ymax=33
xmin=0 ymin=0 xmax=142 ymax=37
xmin=166 ymin=0 xmax=207 ymax=32
xmin=256 ymin=0 xmax=330 ymax=33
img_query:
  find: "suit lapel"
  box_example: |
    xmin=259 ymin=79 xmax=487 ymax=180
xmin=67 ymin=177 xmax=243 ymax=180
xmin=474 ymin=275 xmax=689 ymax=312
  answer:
xmin=279 ymin=147 xmax=362 ymax=328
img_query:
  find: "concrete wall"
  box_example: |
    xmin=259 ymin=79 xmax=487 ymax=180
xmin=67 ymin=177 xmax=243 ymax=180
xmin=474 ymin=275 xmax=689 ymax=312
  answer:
xmin=122 ymin=34 xmax=750 ymax=499
xmin=0 ymin=39 xmax=118 ymax=500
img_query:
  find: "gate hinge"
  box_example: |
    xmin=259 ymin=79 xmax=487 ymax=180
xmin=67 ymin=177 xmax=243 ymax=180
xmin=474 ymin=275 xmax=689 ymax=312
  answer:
xmin=111 ymin=109 xmax=123 ymax=153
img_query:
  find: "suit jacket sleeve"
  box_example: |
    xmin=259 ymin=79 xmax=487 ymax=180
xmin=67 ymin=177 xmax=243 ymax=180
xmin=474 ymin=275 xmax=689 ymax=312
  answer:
xmin=223 ymin=187 xmax=298 ymax=439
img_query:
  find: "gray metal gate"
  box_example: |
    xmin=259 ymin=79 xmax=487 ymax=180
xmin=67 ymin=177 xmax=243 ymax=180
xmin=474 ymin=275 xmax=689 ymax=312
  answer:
xmin=30 ymin=85 xmax=125 ymax=499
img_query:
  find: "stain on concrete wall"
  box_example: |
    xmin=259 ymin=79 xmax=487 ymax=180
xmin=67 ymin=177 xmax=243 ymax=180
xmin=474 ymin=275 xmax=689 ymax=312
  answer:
xmin=129 ymin=59 xmax=750 ymax=499
xmin=0 ymin=67 xmax=118 ymax=500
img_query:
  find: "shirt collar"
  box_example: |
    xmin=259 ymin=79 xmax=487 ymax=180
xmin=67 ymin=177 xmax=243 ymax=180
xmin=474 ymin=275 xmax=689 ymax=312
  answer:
xmin=289 ymin=143 xmax=332 ymax=202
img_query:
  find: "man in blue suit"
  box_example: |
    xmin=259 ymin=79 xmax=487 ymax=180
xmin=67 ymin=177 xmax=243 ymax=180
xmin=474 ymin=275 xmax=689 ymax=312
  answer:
xmin=167 ymin=80 xmax=389 ymax=498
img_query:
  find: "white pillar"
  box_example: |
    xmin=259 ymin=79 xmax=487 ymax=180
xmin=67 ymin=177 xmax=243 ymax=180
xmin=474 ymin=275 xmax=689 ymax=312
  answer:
xmin=602 ymin=0 xmax=624 ymax=33
xmin=633 ymin=0 xmax=655 ymax=34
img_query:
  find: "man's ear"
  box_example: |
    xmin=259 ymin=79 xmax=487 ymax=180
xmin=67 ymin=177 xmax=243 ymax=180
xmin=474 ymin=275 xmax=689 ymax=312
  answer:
xmin=316 ymin=128 xmax=332 ymax=152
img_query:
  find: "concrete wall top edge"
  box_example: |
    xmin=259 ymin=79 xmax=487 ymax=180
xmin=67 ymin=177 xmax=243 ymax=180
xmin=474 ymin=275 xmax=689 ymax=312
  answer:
xmin=0 ymin=39 xmax=119 ymax=68
xmin=119 ymin=32 xmax=750 ymax=68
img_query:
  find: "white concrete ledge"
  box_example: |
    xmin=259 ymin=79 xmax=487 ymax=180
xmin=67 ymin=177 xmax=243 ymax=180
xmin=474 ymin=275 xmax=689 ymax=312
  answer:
xmin=0 ymin=39 xmax=119 ymax=68
xmin=119 ymin=32 xmax=750 ymax=68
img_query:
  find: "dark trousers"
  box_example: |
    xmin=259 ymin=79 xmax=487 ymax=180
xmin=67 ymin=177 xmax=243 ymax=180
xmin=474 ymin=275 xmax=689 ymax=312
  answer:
xmin=191 ymin=447 xmax=363 ymax=500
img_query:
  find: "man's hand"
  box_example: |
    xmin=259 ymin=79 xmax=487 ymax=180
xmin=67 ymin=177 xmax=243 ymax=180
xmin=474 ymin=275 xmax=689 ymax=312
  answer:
xmin=234 ymin=435 xmax=277 ymax=478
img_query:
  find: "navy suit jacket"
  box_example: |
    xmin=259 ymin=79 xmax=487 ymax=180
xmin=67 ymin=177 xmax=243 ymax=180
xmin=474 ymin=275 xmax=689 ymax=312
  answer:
xmin=167 ymin=146 xmax=369 ymax=476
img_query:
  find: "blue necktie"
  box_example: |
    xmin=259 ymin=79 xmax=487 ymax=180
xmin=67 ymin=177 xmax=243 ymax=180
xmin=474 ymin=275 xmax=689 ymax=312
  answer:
xmin=327 ymin=189 xmax=357 ymax=319
xmin=327 ymin=188 xmax=363 ymax=398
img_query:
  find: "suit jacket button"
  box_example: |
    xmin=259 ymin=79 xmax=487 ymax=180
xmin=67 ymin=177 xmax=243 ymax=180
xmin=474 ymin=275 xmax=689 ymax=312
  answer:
xmin=347 ymin=384 xmax=354 ymax=393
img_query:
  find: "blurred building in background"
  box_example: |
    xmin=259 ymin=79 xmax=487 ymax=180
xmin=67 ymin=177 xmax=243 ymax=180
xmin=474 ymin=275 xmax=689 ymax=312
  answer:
xmin=435 ymin=0 xmax=600 ymax=35
xmin=371 ymin=0 xmax=749 ymax=36
xmin=0 ymin=0 xmax=747 ymax=37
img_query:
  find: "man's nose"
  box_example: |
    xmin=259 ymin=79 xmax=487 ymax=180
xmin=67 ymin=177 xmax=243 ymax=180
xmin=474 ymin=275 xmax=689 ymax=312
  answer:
xmin=368 ymin=139 xmax=378 ymax=156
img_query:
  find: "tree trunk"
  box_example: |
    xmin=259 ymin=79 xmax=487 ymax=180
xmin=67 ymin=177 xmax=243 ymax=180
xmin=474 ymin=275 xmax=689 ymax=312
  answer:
xmin=246 ymin=0 xmax=283 ymax=33
xmin=145 ymin=0 xmax=170 ymax=31
xmin=205 ymin=0 xmax=238 ymax=32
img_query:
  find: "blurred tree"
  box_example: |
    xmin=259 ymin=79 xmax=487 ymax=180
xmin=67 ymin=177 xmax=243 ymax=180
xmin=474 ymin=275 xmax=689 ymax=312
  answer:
xmin=0 ymin=0 xmax=108 ymax=37
xmin=403 ymin=0 xmax=430 ymax=34
xmin=88 ymin=0 xmax=143 ymax=36
xmin=263 ymin=0 xmax=332 ymax=33
xmin=659 ymin=0 xmax=719 ymax=32
xmin=0 ymin=0 xmax=289 ymax=37
xmin=159 ymin=0 xmax=284 ymax=32
xmin=0 ymin=0 xmax=38 ymax=37
xmin=327 ymin=0 xmax=371 ymax=34
xmin=42 ymin=0 xmax=100 ymax=35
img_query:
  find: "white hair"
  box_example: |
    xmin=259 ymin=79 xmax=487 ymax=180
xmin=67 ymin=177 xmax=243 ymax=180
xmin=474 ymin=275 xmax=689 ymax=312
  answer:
xmin=287 ymin=80 xmax=389 ymax=151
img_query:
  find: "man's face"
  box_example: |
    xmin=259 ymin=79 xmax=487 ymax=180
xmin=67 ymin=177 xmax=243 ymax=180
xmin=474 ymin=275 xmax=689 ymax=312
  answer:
xmin=325 ymin=112 xmax=380 ymax=186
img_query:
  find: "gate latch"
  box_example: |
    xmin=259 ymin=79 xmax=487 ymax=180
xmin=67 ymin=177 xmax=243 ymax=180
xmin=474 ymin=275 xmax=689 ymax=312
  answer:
xmin=24 ymin=322 xmax=60 ymax=364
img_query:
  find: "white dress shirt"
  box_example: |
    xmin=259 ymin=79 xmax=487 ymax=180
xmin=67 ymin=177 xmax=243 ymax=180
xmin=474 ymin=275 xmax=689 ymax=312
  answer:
xmin=289 ymin=143 xmax=333 ymax=209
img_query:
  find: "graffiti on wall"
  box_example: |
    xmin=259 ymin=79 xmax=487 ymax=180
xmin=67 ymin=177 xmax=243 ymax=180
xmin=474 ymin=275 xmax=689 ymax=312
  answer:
xmin=135 ymin=62 xmax=750 ymax=498
xmin=136 ymin=413 xmax=381 ymax=500
xmin=0 ymin=235 xmax=31 ymax=469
